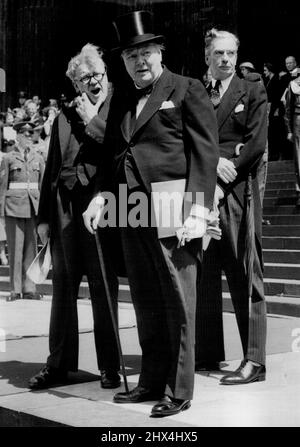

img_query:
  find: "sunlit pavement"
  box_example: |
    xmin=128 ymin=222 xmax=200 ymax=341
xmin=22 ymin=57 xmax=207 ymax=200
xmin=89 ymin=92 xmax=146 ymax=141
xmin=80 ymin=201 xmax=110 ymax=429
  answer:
xmin=0 ymin=297 xmax=300 ymax=427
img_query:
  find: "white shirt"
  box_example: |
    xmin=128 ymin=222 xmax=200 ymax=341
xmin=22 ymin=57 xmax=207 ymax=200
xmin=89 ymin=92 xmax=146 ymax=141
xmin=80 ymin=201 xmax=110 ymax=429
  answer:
xmin=212 ymin=72 xmax=235 ymax=99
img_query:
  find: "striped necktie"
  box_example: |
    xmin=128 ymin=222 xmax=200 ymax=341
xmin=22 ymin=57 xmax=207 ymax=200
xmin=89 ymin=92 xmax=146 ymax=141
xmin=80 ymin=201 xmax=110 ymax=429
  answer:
xmin=209 ymin=80 xmax=221 ymax=108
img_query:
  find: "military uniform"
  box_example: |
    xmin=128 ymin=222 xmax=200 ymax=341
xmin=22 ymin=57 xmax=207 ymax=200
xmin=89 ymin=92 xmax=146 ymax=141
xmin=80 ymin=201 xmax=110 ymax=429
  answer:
xmin=0 ymin=145 xmax=45 ymax=297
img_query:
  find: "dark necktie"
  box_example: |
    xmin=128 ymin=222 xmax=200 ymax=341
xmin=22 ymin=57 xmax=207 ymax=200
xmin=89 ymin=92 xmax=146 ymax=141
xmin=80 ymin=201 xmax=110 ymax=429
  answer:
xmin=209 ymin=80 xmax=221 ymax=108
xmin=24 ymin=147 xmax=29 ymax=161
xmin=134 ymin=83 xmax=154 ymax=102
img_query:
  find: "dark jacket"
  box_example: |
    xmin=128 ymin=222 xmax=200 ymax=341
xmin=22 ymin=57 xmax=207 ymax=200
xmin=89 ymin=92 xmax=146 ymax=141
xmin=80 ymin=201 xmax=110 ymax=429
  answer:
xmin=216 ymin=74 xmax=268 ymax=247
xmin=100 ymin=67 xmax=219 ymax=211
xmin=38 ymin=97 xmax=111 ymax=226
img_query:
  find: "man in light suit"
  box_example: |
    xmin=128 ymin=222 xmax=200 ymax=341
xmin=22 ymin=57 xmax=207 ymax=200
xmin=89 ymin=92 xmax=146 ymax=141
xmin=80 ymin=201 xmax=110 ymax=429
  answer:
xmin=28 ymin=44 xmax=120 ymax=391
xmin=83 ymin=10 xmax=219 ymax=417
xmin=195 ymin=29 xmax=268 ymax=384
xmin=0 ymin=121 xmax=45 ymax=301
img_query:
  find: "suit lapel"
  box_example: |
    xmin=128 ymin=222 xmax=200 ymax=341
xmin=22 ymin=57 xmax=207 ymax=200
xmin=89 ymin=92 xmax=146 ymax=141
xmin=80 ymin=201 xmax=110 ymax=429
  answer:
xmin=217 ymin=75 xmax=246 ymax=130
xmin=120 ymin=90 xmax=135 ymax=142
xmin=121 ymin=108 xmax=132 ymax=142
xmin=131 ymin=68 xmax=175 ymax=137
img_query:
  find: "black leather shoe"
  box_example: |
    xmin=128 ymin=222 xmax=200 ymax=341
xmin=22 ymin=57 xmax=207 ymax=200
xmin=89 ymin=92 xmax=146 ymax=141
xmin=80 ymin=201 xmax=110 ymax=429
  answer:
xmin=195 ymin=361 xmax=220 ymax=371
xmin=6 ymin=292 xmax=21 ymax=302
xmin=220 ymin=360 xmax=266 ymax=385
xmin=28 ymin=365 xmax=68 ymax=390
xmin=23 ymin=292 xmax=42 ymax=300
xmin=113 ymin=386 xmax=162 ymax=403
xmin=151 ymin=395 xmax=191 ymax=417
xmin=100 ymin=370 xmax=121 ymax=389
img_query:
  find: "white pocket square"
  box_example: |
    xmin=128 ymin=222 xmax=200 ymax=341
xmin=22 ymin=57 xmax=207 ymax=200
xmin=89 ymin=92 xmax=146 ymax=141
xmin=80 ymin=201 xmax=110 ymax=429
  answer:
xmin=159 ymin=100 xmax=175 ymax=110
xmin=234 ymin=104 xmax=245 ymax=113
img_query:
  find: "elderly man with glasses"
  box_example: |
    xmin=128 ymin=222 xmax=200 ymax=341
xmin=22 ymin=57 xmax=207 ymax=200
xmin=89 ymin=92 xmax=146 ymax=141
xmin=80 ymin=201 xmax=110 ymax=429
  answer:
xmin=28 ymin=43 xmax=121 ymax=391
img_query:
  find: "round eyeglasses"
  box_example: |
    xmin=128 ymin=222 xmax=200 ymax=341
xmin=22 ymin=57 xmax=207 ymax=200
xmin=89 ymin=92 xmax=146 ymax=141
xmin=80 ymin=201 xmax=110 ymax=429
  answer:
xmin=78 ymin=67 xmax=107 ymax=85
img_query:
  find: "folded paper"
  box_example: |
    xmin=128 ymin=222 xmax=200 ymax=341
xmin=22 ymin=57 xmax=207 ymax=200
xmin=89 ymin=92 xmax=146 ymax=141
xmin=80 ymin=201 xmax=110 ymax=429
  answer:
xmin=26 ymin=239 xmax=51 ymax=284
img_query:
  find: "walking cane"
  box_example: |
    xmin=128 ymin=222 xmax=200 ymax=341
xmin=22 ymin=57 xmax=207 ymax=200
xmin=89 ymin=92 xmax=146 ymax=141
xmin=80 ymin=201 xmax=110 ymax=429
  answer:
xmin=94 ymin=230 xmax=129 ymax=393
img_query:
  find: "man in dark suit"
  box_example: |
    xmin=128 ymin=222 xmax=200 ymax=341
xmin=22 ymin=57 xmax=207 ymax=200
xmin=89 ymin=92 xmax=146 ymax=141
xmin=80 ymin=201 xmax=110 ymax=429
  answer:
xmin=28 ymin=44 xmax=120 ymax=390
xmin=195 ymin=29 xmax=268 ymax=384
xmin=83 ymin=11 xmax=219 ymax=417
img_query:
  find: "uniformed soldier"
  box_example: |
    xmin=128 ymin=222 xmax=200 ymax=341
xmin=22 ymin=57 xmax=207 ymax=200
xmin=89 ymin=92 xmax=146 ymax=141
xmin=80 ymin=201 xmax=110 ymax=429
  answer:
xmin=0 ymin=121 xmax=45 ymax=301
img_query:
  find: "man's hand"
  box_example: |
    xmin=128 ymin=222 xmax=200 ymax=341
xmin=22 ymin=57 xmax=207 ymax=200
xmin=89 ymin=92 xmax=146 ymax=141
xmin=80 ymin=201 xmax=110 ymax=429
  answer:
xmin=176 ymin=216 xmax=207 ymax=246
xmin=37 ymin=223 xmax=50 ymax=245
xmin=75 ymin=92 xmax=105 ymax=125
xmin=82 ymin=195 xmax=105 ymax=234
xmin=217 ymin=157 xmax=237 ymax=184
xmin=287 ymin=132 xmax=294 ymax=142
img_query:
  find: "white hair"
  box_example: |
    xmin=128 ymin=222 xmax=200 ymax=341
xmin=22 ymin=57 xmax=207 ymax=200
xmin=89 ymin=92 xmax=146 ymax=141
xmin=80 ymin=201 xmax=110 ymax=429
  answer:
xmin=66 ymin=43 xmax=104 ymax=81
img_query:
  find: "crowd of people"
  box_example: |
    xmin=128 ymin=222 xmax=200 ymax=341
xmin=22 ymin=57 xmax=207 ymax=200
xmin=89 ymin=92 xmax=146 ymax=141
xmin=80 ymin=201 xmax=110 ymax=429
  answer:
xmin=0 ymin=9 xmax=299 ymax=420
xmin=0 ymin=93 xmax=69 ymax=158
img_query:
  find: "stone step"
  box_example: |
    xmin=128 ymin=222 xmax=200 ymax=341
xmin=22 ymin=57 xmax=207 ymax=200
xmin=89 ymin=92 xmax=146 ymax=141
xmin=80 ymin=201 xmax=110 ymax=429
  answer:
xmin=267 ymin=160 xmax=294 ymax=174
xmin=262 ymin=236 xmax=300 ymax=250
xmin=266 ymin=172 xmax=296 ymax=182
xmin=222 ymin=292 xmax=300 ymax=317
xmin=262 ymin=225 xmax=300 ymax=237
xmin=265 ymin=181 xmax=295 ymax=190
xmin=2 ymin=261 xmax=300 ymax=283
xmin=263 ymin=206 xmax=300 ymax=215
xmin=1 ymin=269 xmax=300 ymax=301
xmin=222 ymin=277 xmax=300 ymax=298
xmin=263 ymin=215 xmax=300 ymax=225
xmin=263 ymin=263 xmax=300 ymax=280
xmin=264 ymin=189 xmax=297 ymax=198
xmin=263 ymin=249 xmax=300 ymax=264
xmin=0 ymin=276 xmax=132 ymax=301
xmin=263 ymin=196 xmax=300 ymax=207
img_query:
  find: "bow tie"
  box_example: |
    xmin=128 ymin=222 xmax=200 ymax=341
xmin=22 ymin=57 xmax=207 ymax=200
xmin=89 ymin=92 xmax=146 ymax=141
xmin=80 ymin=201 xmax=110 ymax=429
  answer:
xmin=134 ymin=83 xmax=154 ymax=101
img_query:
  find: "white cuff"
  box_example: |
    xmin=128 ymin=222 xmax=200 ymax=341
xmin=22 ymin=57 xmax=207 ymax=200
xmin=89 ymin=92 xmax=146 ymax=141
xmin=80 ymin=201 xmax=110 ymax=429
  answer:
xmin=190 ymin=204 xmax=210 ymax=220
xmin=95 ymin=194 xmax=105 ymax=206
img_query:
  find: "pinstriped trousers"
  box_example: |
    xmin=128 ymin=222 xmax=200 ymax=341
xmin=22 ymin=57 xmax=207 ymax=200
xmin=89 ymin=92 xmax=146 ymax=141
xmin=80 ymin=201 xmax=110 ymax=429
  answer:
xmin=121 ymin=226 xmax=197 ymax=401
xmin=196 ymin=193 xmax=267 ymax=366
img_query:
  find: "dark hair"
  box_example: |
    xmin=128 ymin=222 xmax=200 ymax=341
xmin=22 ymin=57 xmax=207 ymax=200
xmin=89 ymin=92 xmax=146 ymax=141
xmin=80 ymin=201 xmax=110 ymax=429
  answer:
xmin=264 ymin=62 xmax=274 ymax=73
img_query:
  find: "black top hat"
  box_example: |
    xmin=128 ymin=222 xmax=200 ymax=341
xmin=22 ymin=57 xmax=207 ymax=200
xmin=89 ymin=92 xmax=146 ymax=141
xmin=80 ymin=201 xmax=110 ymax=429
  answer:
xmin=13 ymin=121 xmax=36 ymax=133
xmin=112 ymin=10 xmax=164 ymax=51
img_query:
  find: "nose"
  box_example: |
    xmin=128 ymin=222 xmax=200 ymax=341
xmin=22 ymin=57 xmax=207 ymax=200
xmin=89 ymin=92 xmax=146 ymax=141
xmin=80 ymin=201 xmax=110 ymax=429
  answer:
xmin=136 ymin=52 xmax=146 ymax=65
xmin=222 ymin=52 xmax=230 ymax=63
xmin=89 ymin=76 xmax=98 ymax=86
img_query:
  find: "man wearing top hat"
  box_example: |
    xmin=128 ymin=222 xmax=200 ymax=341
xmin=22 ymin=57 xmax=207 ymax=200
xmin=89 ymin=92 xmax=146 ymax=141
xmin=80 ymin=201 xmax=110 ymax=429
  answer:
xmin=0 ymin=121 xmax=45 ymax=301
xmin=83 ymin=10 xmax=219 ymax=417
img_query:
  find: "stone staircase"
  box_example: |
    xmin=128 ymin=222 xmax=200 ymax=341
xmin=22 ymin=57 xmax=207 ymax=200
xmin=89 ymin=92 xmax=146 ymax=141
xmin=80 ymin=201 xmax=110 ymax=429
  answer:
xmin=1 ymin=160 xmax=299 ymax=316
xmin=222 ymin=159 xmax=300 ymax=316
